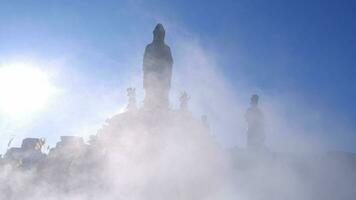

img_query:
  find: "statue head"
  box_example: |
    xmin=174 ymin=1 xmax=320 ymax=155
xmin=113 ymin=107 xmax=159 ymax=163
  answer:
xmin=153 ymin=23 xmax=165 ymax=43
xmin=250 ymin=94 xmax=259 ymax=106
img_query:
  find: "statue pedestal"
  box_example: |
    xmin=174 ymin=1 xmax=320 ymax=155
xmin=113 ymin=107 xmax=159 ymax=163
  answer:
xmin=96 ymin=108 xmax=226 ymax=199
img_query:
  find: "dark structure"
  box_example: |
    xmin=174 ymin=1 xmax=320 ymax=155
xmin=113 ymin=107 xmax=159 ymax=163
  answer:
xmin=4 ymin=138 xmax=45 ymax=169
xmin=21 ymin=138 xmax=44 ymax=151
xmin=245 ymin=94 xmax=265 ymax=149
xmin=143 ymin=23 xmax=173 ymax=109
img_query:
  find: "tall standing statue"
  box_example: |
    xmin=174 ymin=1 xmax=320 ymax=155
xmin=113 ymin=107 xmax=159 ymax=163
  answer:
xmin=143 ymin=24 xmax=173 ymax=109
xmin=245 ymin=94 xmax=265 ymax=149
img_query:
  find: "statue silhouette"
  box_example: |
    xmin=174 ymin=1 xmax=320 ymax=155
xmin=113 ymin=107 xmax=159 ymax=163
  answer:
xmin=245 ymin=94 xmax=265 ymax=149
xmin=143 ymin=24 xmax=173 ymax=109
xmin=179 ymin=91 xmax=190 ymax=111
xmin=126 ymin=87 xmax=137 ymax=111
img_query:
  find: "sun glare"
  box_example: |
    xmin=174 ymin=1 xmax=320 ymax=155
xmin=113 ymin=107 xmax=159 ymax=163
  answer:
xmin=0 ymin=63 xmax=55 ymax=117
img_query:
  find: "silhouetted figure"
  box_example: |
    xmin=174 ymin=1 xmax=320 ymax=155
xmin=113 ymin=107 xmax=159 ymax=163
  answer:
xmin=126 ymin=87 xmax=137 ymax=111
xmin=179 ymin=91 xmax=190 ymax=111
xmin=245 ymin=94 xmax=265 ymax=149
xmin=143 ymin=23 xmax=173 ymax=109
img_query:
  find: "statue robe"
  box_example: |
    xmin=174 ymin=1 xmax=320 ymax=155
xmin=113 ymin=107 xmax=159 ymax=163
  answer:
xmin=143 ymin=41 xmax=173 ymax=108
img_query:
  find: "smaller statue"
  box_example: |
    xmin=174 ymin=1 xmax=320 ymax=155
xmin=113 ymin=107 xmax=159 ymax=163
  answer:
xmin=201 ymin=115 xmax=210 ymax=131
xmin=179 ymin=91 xmax=190 ymax=111
xmin=126 ymin=87 xmax=137 ymax=111
xmin=245 ymin=94 xmax=265 ymax=149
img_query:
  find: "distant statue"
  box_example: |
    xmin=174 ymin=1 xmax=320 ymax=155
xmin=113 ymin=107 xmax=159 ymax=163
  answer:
xmin=126 ymin=87 xmax=137 ymax=111
xmin=143 ymin=23 xmax=173 ymax=109
xmin=201 ymin=115 xmax=210 ymax=131
xmin=179 ymin=91 xmax=190 ymax=111
xmin=245 ymin=94 xmax=265 ymax=149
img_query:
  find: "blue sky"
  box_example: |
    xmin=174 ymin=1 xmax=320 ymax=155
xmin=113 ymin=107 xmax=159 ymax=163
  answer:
xmin=0 ymin=0 xmax=355 ymax=152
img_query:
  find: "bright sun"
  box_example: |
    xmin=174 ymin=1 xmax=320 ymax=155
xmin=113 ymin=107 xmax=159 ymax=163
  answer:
xmin=0 ymin=63 xmax=54 ymax=117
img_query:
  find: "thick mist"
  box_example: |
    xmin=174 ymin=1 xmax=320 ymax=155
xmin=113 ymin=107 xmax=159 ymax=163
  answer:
xmin=1 ymin=23 xmax=356 ymax=200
